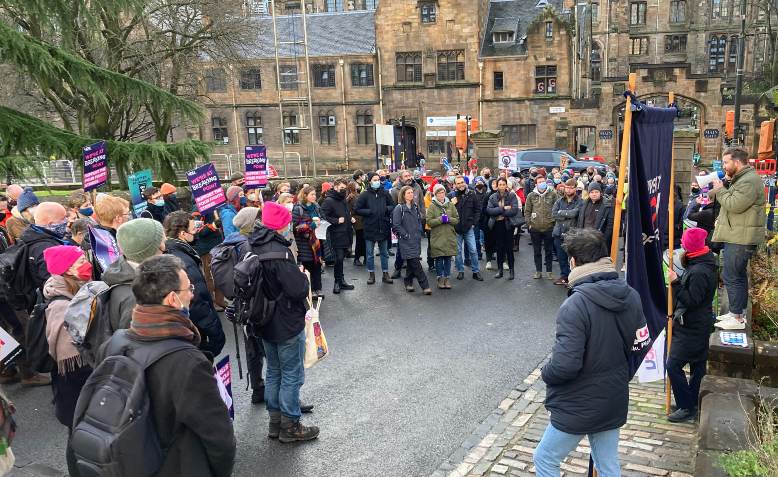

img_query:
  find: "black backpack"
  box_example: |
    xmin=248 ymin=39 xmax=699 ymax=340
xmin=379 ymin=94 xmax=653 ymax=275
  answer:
xmin=233 ymin=250 xmax=291 ymax=330
xmin=0 ymin=241 xmax=32 ymax=308
xmin=0 ymin=226 xmax=9 ymax=253
xmin=70 ymin=330 xmax=195 ymax=477
xmin=80 ymin=284 xmax=127 ymax=367
xmin=26 ymin=289 xmax=69 ymax=373
xmin=209 ymin=241 xmax=248 ymax=300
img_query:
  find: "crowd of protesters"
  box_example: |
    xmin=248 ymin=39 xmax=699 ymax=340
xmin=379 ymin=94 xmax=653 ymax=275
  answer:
xmin=0 ymin=143 xmax=771 ymax=476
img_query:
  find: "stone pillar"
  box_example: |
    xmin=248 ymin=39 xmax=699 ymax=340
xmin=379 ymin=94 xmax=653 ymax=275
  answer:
xmin=470 ymin=131 xmax=503 ymax=171
xmin=673 ymin=128 xmax=699 ymax=196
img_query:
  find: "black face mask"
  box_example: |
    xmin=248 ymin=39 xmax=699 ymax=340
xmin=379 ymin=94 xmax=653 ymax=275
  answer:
xmin=484 ymin=174 xmax=491 ymax=180
xmin=7 ymin=199 xmax=16 ymax=209
xmin=0 ymin=212 xmax=5 ymax=222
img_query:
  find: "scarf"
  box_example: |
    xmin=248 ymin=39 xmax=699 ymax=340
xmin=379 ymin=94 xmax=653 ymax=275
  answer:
xmin=44 ymin=276 xmax=83 ymax=374
xmin=129 ymin=305 xmax=201 ymax=346
xmin=431 ymin=196 xmax=449 ymax=207
xmin=568 ymin=257 xmax=617 ymax=287
xmin=685 ymin=246 xmax=710 ymax=259
xmin=297 ymin=204 xmax=322 ymax=264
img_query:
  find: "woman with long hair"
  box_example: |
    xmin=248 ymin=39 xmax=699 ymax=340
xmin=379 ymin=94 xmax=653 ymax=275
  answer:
xmin=346 ymin=181 xmax=366 ymax=265
xmin=392 ymin=186 xmax=431 ymax=295
xmin=293 ymin=186 xmax=324 ymax=298
xmin=487 ymin=177 xmax=520 ymax=279
xmin=426 ymin=184 xmax=459 ymax=289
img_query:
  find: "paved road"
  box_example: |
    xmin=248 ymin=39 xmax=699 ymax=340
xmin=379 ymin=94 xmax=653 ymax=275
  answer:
xmin=7 ymin=244 xmax=566 ymax=477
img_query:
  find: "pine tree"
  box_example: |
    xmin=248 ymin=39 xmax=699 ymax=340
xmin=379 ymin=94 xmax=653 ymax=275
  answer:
xmin=0 ymin=0 xmax=219 ymax=185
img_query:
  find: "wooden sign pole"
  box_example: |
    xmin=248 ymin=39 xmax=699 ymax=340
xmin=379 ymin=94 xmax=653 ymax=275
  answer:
xmin=665 ymin=92 xmax=677 ymax=414
xmin=610 ymin=73 xmax=637 ymax=264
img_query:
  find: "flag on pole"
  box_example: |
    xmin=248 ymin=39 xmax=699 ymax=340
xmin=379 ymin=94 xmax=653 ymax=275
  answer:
xmin=626 ymin=104 xmax=678 ymax=374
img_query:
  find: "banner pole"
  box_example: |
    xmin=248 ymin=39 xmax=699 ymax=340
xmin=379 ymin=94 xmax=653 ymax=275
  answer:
xmin=610 ymin=73 xmax=637 ymax=264
xmin=665 ymin=92 xmax=677 ymax=414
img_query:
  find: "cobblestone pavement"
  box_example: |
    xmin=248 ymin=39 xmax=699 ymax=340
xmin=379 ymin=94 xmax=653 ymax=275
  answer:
xmin=433 ymin=357 xmax=698 ymax=477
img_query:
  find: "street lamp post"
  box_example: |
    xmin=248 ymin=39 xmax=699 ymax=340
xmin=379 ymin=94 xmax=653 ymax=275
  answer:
xmin=733 ymin=0 xmax=747 ymax=145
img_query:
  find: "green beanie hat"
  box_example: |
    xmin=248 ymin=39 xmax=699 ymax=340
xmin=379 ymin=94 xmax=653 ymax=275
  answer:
xmin=116 ymin=218 xmax=164 ymax=263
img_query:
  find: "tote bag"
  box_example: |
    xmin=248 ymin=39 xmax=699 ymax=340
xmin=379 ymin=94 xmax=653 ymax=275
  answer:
xmin=304 ymin=295 xmax=328 ymax=368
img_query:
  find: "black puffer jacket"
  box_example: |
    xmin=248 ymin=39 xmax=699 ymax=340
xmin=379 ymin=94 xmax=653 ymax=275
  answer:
xmin=17 ymin=226 xmax=64 ymax=309
xmin=165 ymin=239 xmax=225 ymax=357
xmin=320 ymin=189 xmax=352 ymax=249
xmin=448 ymin=188 xmax=481 ymax=234
xmin=354 ymin=188 xmax=395 ymax=242
xmin=248 ymin=226 xmax=310 ymax=343
xmin=541 ymin=271 xmax=646 ymax=435
xmin=670 ymin=252 xmax=717 ymax=362
xmin=576 ymin=198 xmax=615 ymax=247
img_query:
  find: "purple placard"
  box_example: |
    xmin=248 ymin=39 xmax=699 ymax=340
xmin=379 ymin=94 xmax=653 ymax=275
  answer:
xmin=244 ymin=145 xmax=268 ymax=188
xmin=186 ymin=163 xmax=227 ymax=215
xmin=88 ymin=226 xmax=120 ymax=272
xmin=82 ymin=141 xmax=108 ymax=192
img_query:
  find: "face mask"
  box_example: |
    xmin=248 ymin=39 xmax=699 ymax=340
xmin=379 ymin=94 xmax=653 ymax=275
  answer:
xmin=537 ymin=182 xmax=548 ymax=192
xmin=239 ymin=196 xmax=248 ymax=207
xmin=380 ymin=176 xmax=387 ymax=182
xmin=76 ymin=261 xmax=93 ymax=281
xmin=553 ymin=178 xmax=561 ymax=184
xmin=7 ymin=199 xmax=16 ymax=209
xmin=153 ymin=199 xmax=165 ymax=207
xmin=281 ymin=225 xmax=293 ymax=240
xmin=45 ymin=220 xmax=69 ymax=238
xmin=173 ymin=292 xmax=190 ymax=318
xmin=484 ymin=174 xmax=491 ymax=180
xmin=0 ymin=212 xmax=5 ymax=222
xmin=78 ymin=207 xmax=94 ymax=217
xmin=247 ymin=193 xmax=257 ymax=202
xmin=285 ymin=203 xmax=294 ymax=212
xmin=371 ymin=181 xmax=381 ymax=190
xmin=581 ymin=175 xmax=589 ymax=182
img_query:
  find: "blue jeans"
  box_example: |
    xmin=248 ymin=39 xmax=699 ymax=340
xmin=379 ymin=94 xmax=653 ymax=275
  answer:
xmin=365 ymin=239 xmax=389 ymax=273
xmin=455 ymin=227 xmax=480 ymax=273
xmin=534 ymin=423 xmax=621 ymax=477
xmin=435 ymin=256 xmax=452 ymax=278
xmin=263 ymin=330 xmax=306 ymax=420
xmin=722 ymin=243 xmax=756 ymax=315
xmin=554 ymin=236 xmax=570 ymax=279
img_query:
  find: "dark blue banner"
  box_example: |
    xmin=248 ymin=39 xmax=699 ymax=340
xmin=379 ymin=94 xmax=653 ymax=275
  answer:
xmin=625 ymin=105 xmax=677 ymax=374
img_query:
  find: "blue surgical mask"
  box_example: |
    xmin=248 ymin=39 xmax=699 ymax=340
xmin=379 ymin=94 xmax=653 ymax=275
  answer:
xmin=371 ymin=181 xmax=381 ymax=189
xmin=240 ymin=196 xmax=248 ymax=207
xmin=78 ymin=207 xmax=93 ymax=217
xmin=154 ymin=199 xmax=165 ymax=207
xmin=174 ymin=292 xmax=190 ymax=318
xmin=537 ymin=182 xmax=548 ymax=192
xmin=553 ymin=178 xmax=561 ymax=184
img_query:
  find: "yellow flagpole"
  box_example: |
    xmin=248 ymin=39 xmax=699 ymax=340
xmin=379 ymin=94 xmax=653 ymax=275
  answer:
xmin=665 ymin=92 xmax=677 ymax=414
xmin=610 ymin=73 xmax=637 ymax=263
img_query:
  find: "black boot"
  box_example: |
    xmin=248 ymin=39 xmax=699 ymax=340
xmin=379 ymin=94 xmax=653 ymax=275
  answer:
xmin=391 ymin=269 xmax=402 ymax=279
xmin=333 ymin=282 xmax=341 ymax=294
xmin=495 ymin=269 xmax=504 ymax=279
xmin=300 ymin=403 xmax=314 ymax=414
xmin=268 ymin=411 xmax=281 ymax=439
xmin=382 ymin=272 xmax=394 ymax=284
xmin=251 ymin=384 xmax=265 ymax=404
xmin=279 ymin=416 xmax=320 ymax=443
xmin=456 ymin=272 xmax=464 ymax=280
xmin=339 ymin=280 xmax=355 ymax=291
xmin=367 ymin=272 xmax=375 ymax=285
xmin=473 ymin=272 xmax=483 ymax=281
xmin=508 ymin=269 xmax=515 ymax=280
xmin=353 ymin=257 xmax=363 ymax=266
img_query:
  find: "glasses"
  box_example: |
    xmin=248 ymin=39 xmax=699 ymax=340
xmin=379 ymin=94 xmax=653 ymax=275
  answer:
xmin=177 ymin=284 xmax=195 ymax=294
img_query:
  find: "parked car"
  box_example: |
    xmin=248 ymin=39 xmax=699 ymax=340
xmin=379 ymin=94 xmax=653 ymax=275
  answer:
xmin=514 ymin=149 xmax=606 ymax=173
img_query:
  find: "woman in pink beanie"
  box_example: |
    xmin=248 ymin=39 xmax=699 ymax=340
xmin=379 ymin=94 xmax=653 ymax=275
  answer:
xmin=41 ymin=245 xmax=94 ymax=444
xmin=665 ymin=227 xmax=717 ymax=423
xmin=262 ymin=201 xmax=297 ymax=259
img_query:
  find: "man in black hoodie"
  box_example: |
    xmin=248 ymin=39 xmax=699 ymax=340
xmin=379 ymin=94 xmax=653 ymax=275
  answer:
xmin=534 ymin=229 xmax=648 ymax=477
xmin=320 ymin=178 xmax=355 ymax=294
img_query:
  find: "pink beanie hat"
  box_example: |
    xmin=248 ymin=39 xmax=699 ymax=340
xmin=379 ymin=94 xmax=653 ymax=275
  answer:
xmin=262 ymin=201 xmax=292 ymax=230
xmin=681 ymin=227 xmax=708 ymax=254
xmin=43 ymin=245 xmax=84 ymax=276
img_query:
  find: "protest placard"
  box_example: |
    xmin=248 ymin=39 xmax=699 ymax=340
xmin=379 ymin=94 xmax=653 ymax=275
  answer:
xmin=89 ymin=226 xmax=120 ymax=272
xmin=127 ymin=169 xmax=153 ymax=218
xmin=0 ymin=326 xmax=22 ymax=369
xmin=498 ymin=147 xmax=518 ymax=171
xmin=186 ymin=163 xmax=227 ymax=215
xmin=214 ymin=356 xmax=234 ymax=420
xmin=83 ymin=141 xmax=108 ymax=191
xmin=245 ymin=145 xmax=269 ymax=188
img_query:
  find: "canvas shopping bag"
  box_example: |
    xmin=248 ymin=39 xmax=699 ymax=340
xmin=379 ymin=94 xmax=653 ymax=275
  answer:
xmin=304 ymin=295 xmax=328 ymax=368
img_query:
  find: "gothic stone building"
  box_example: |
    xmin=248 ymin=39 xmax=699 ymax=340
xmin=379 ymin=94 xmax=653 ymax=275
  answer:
xmin=198 ymin=0 xmax=767 ymax=173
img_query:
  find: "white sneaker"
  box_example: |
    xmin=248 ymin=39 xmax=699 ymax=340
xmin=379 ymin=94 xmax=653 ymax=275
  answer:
xmin=486 ymin=261 xmax=493 ymax=270
xmin=716 ymin=312 xmax=736 ymax=322
xmin=715 ymin=316 xmax=746 ymax=330
xmin=503 ymin=262 xmax=509 ymax=270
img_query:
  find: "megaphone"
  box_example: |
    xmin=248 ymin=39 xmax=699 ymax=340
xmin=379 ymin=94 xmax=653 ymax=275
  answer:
xmin=696 ymin=171 xmax=725 ymax=189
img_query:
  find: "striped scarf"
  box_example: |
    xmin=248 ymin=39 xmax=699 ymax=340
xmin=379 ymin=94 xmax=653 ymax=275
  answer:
xmin=298 ymin=203 xmax=322 ymax=264
xmin=129 ymin=305 xmax=201 ymax=346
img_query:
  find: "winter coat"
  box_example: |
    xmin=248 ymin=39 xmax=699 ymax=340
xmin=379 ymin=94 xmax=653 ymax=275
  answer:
xmin=354 ymin=188 xmax=395 ymax=242
xmin=19 ymin=225 xmax=65 ymax=296
xmin=392 ymin=203 xmax=424 ymax=259
xmin=292 ymin=202 xmax=321 ymax=264
xmin=165 ymin=239 xmax=225 ymax=357
xmin=144 ymin=203 xmax=167 ymax=224
xmin=218 ymin=204 xmax=239 ymax=238
xmin=473 ymin=187 xmax=489 ymax=226
xmin=448 ymin=188 xmax=481 ymax=234
xmin=552 ymin=196 xmax=584 ymax=238
xmin=192 ymin=217 xmax=224 ymax=256
xmin=542 ymin=271 xmax=646 ymax=435
xmin=320 ymin=189 xmax=352 ymax=249
xmin=687 ymin=201 xmax=722 ymax=251
xmin=486 ymin=190 xmax=520 ymax=222
xmin=99 ymin=332 xmax=236 ymax=477
xmin=426 ymin=199 xmax=459 ymax=258
xmin=390 ymin=181 xmax=426 ymax=217
xmin=576 ymin=198 xmax=615 ymax=245
xmin=43 ymin=275 xmax=92 ymax=428
xmin=247 ymin=226 xmax=310 ymax=343
xmin=708 ymin=166 xmax=766 ymax=245
xmin=524 ymin=189 xmax=557 ymax=232
xmin=670 ymin=252 xmax=717 ymax=362
xmin=347 ymin=194 xmax=363 ymax=231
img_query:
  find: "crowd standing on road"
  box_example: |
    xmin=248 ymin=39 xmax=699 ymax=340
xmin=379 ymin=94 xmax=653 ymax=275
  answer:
xmin=0 ymin=143 xmax=771 ymax=476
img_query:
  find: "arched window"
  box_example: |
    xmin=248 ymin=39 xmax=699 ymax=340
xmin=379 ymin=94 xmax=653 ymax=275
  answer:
xmin=319 ymin=110 xmax=337 ymax=145
xmin=590 ymin=43 xmax=602 ymax=82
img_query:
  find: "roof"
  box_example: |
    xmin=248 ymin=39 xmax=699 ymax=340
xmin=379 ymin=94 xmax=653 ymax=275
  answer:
xmin=238 ymin=10 xmax=376 ymax=59
xmin=480 ymin=0 xmax=565 ymax=58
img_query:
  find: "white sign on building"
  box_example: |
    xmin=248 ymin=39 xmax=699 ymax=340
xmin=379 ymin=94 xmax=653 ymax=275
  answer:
xmin=426 ymin=116 xmax=458 ymax=127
